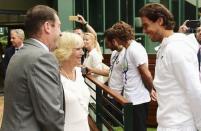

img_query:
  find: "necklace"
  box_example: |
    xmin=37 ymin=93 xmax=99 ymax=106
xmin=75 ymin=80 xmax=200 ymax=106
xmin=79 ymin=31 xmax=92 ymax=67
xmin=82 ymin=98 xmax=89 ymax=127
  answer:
xmin=60 ymin=68 xmax=75 ymax=80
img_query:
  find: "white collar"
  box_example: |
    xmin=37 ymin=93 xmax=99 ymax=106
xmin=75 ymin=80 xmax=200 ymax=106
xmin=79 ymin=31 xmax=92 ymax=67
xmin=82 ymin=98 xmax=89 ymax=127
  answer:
xmin=30 ymin=38 xmax=49 ymax=51
xmin=16 ymin=43 xmax=24 ymax=50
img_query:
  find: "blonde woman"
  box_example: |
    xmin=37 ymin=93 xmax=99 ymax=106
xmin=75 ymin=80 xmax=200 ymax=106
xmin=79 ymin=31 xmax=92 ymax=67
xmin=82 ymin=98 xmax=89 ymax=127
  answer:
xmin=83 ymin=32 xmax=105 ymax=82
xmin=54 ymin=32 xmax=90 ymax=131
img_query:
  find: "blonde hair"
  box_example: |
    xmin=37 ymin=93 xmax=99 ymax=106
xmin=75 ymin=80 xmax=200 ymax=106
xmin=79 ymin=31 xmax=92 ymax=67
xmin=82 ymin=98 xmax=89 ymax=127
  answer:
xmin=54 ymin=32 xmax=84 ymax=65
xmin=84 ymin=32 xmax=103 ymax=59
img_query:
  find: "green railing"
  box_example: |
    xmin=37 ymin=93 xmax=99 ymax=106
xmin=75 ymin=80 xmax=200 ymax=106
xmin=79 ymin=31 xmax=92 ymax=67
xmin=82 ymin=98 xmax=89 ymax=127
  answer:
xmin=85 ymin=75 xmax=134 ymax=131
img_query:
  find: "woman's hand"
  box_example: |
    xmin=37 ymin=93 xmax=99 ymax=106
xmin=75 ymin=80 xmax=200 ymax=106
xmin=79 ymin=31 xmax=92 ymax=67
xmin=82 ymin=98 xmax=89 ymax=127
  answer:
xmin=76 ymin=14 xmax=87 ymax=25
xmin=86 ymin=66 xmax=94 ymax=75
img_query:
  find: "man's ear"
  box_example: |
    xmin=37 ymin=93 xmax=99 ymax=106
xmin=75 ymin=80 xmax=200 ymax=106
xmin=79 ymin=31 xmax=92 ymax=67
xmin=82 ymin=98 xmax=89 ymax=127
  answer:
xmin=112 ymin=39 xmax=118 ymax=46
xmin=111 ymin=39 xmax=115 ymax=44
xmin=157 ymin=17 xmax=164 ymax=26
xmin=43 ymin=21 xmax=52 ymax=34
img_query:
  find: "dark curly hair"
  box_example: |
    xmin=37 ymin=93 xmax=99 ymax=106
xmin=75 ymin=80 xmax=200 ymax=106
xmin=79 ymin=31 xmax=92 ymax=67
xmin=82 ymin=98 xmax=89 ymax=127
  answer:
xmin=104 ymin=21 xmax=135 ymax=43
xmin=139 ymin=3 xmax=175 ymax=30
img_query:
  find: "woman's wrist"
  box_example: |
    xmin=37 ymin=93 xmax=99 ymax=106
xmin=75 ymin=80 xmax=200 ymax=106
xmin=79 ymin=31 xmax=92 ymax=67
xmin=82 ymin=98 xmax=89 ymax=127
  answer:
xmin=83 ymin=22 xmax=88 ymax=26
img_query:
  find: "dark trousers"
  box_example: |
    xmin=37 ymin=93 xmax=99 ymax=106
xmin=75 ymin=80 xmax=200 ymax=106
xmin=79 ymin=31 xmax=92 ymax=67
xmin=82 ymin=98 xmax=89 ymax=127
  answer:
xmin=133 ymin=102 xmax=149 ymax=131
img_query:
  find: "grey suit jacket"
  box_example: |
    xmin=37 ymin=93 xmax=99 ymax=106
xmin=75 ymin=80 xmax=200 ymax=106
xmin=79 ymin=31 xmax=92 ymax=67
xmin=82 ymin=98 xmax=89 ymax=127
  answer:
xmin=1 ymin=39 xmax=65 ymax=131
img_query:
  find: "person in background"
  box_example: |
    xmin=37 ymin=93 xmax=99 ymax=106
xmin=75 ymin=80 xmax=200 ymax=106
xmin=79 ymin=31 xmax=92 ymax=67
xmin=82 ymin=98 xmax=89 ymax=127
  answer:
xmin=108 ymin=21 xmax=155 ymax=131
xmin=1 ymin=5 xmax=65 ymax=131
xmin=81 ymin=32 xmax=106 ymax=106
xmin=88 ymin=27 xmax=125 ymax=95
xmin=73 ymin=14 xmax=99 ymax=64
xmin=73 ymin=27 xmax=84 ymax=38
xmin=74 ymin=15 xmax=105 ymax=83
xmin=54 ymin=32 xmax=90 ymax=131
xmin=196 ymin=26 xmax=201 ymax=44
xmin=74 ymin=14 xmax=97 ymax=39
xmin=179 ymin=21 xmax=201 ymax=80
xmin=139 ymin=3 xmax=201 ymax=131
xmin=82 ymin=32 xmax=106 ymax=82
xmin=2 ymin=29 xmax=24 ymax=78
xmin=10 ymin=29 xmax=24 ymax=51
xmin=73 ymin=27 xmax=86 ymax=63
xmin=87 ymin=27 xmax=126 ymax=126
xmin=72 ymin=15 xmax=108 ymax=114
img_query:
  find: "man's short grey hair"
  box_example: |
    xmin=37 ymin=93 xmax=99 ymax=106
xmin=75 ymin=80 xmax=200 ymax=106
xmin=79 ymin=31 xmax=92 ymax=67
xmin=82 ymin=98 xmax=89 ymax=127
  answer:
xmin=11 ymin=29 xmax=25 ymax=40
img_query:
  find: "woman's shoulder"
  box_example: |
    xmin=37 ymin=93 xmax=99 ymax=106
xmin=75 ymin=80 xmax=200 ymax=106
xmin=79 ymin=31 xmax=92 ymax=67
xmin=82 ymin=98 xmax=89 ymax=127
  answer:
xmin=89 ymin=48 xmax=99 ymax=55
xmin=89 ymin=50 xmax=102 ymax=61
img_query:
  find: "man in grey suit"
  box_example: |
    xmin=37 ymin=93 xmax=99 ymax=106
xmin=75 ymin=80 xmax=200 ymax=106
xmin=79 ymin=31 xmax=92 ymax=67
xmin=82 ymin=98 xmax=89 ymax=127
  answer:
xmin=1 ymin=5 xmax=65 ymax=131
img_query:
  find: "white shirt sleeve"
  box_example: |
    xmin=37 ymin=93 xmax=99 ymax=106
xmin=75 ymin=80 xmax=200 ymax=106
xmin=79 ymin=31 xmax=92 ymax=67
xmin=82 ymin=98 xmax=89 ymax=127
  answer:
xmin=130 ymin=43 xmax=148 ymax=67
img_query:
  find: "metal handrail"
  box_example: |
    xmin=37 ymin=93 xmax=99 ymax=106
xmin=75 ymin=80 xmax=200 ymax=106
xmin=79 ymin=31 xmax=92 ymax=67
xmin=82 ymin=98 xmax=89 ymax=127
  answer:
xmin=85 ymin=75 xmax=134 ymax=131
xmin=86 ymin=75 xmax=128 ymax=105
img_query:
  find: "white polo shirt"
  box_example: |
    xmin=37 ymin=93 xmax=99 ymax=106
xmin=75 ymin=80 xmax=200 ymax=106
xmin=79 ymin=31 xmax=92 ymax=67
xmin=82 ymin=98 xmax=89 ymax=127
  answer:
xmin=123 ymin=40 xmax=150 ymax=105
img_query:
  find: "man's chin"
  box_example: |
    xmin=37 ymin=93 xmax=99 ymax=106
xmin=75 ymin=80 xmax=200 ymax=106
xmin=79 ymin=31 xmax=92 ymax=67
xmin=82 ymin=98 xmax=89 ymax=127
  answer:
xmin=150 ymin=37 xmax=161 ymax=42
xmin=151 ymin=39 xmax=158 ymax=42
